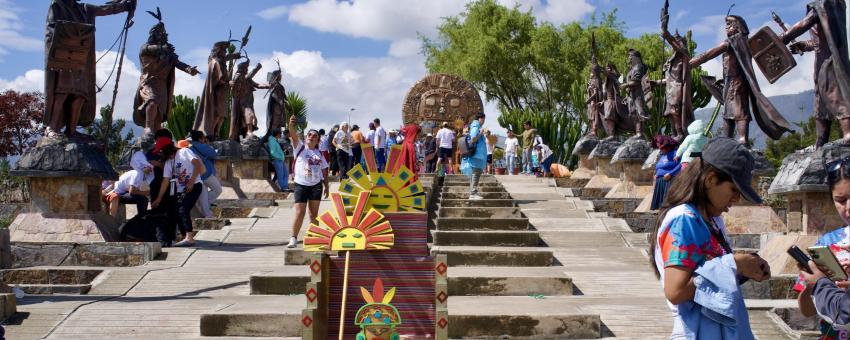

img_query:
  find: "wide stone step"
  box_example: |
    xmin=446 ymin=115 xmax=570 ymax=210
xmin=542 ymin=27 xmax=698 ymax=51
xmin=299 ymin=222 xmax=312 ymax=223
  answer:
xmin=449 ymin=267 xmax=572 ymax=296
xmin=432 ymin=230 xmax=539 ymax=247
xmin=199 ymin=295 xmax=304 ymax=337
xmin=430 ymin=246 xmax=554 ymax=267
xmin=448 ymin=296 xmax=601 ymax=338
xmin=249 ymin=266 xmax=571 ymax=296
xmin=438 ymin=207 xmax=524 ymax=218
xmin=441 ymin=192 xmax=512 ymax=200
xmin=436 ymin=217 xmax=529 ymax=231
xmin=249 ymin=266 xmax=310 ymax=295
xmin=442 ymin=181 xmax=502 ymax=186
xmin=442 ymin=186 xmax=505 ymax=193
xmin=440 ymin=199 xmax=515 ymax=208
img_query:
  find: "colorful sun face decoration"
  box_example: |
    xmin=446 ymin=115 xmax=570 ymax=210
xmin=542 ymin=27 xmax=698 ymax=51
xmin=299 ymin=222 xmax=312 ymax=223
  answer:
xmin=303 ymin=191 xmax=394 ymax=252
xmin=339 ymin=144 xmax=426 ymax=212
xmin=355 ymin=278 xmax=401 ymax=340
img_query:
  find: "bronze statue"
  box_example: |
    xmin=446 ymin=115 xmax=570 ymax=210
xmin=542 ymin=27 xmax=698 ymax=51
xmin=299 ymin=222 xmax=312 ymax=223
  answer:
xmin=620 ymin=49 xmax=652 ymax=139
xmin=585 ymin=35 xmax=604 ymax=137
xmin=228 ymin=59 xmax=269 ymax=141
xmin=44 ymin=0 xmax=136 ymax=137
xmin=601 ymin=63 xmax=632 ymax=140
xmin=263 ymin=66 xmax=288 ymax=139
xmin=132 ymin=8 xmax=199 ymax=137
xmin=689 ymin=15 xmax=793 ymax=146
xmin=778 ymin=0 xmax=850 ymax=149
xmin=193 ymin=41 xmax=241 ymax=140
xmin=657 ymin=1 xmax=694 ymax=141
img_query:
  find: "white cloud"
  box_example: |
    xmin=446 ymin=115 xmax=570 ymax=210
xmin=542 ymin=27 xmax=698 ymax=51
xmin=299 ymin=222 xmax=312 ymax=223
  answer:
xmin=257 ymin=5 xmax=289 ymax=20
xmin=499 ymin=0 xmax=595 ymax=24
xmin=388 ymin=38 xmax=421 ymax=58
xmin=0 ymin=0 xmax=43 ymax=57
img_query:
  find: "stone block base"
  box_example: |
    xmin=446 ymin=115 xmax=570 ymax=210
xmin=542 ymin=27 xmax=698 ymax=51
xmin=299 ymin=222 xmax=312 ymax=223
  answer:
xmin=9 ymin=212 xmax=118 ymax=242
xmin=759 ymin=234 xmax=820 ymax=275
xmin=722 ymin=206 xmax=787 ymax=234
xmin=10 ymin=242 xmax=161 ymax=268
xmin=581 ymin=175 xmax=620 ymax=199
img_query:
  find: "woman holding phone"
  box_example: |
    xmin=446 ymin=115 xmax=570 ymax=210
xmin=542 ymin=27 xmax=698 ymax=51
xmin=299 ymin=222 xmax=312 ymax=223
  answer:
xmin=794 ymin=156 xmax=850 ymax=339
xmin=650 ymin=137 xmax=771 ymax=338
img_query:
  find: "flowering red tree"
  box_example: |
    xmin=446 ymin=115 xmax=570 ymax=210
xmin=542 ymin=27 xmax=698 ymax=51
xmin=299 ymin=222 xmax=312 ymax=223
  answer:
xmin=0 ymin=90 xmax=44 ymax=157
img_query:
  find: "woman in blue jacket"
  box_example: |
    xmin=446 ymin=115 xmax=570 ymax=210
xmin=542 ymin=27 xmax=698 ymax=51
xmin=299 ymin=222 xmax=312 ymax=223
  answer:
xmin=651 ymin=135 xmax=681 ymax=210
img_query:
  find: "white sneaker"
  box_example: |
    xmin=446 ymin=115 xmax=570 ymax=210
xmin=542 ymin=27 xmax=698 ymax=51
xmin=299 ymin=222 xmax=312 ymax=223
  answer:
xmin=287 ymin=237 xmax=298 ymax=248
xmin=468 ymin=194 xmax=483 ymax=200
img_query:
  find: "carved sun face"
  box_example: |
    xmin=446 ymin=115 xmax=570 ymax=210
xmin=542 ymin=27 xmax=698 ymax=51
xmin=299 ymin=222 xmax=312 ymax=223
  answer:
xmin=331 ymin=227 xmax=366 ymax=251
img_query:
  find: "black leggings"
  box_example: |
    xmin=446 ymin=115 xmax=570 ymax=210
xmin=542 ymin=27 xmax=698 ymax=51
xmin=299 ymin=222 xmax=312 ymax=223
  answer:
xmin=337 ymin=150 xmax=351 ymax=179
xmin=177 ymin=183 xmax=203 ymax=236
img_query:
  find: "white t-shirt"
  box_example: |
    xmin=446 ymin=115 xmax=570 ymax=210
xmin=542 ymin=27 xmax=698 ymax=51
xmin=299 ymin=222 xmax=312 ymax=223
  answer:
xmin=486 ymin=137 xmax=495 ymax=155
xmin=505 ymin=137 xmax=519 ymax=155
xmin=374 ymin=126 xmax=387 ymax=149
xmin=365 ymin=129 xmax=376 ymax=144
xmin=129 ymin=150 xmax=154 ymax=184
xmin=293 ymin=140 xmax=329 ymax=186
xmin=334 ymin=130 xmax=353 ymax=155
xmin=112 ymin=170 xmax=143 ymax=196
xmin=163 ymin=148 xmax=203 ymax=191
xmin=318 ymin=135 xmax=329 ymax=152
xmin=538 ymin=144 xmax=553 ymax=160
xmin=436 ymin=128 xmax=455 ymax=149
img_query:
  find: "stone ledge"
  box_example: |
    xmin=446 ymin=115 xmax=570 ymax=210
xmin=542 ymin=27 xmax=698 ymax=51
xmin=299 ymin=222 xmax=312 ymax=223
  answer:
xmin=10 ymin=242 xmax=161 ymax=268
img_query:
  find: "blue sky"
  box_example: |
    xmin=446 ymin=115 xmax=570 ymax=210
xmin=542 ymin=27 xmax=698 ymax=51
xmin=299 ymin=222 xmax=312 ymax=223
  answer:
xmin=0 ymin=0 xmax=817 ymax=136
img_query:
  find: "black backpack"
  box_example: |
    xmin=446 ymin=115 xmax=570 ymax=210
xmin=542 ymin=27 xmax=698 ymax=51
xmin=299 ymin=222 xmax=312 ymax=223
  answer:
xmin=458 ymin=134 xmax=478 ymax=158
xmin=119 ymin=213 xmax=164 ymax=242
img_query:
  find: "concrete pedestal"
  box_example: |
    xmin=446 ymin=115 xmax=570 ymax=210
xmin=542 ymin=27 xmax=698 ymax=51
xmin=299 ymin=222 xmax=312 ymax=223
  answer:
xmin=9 ymin=138 xmax=119 ymax=242
xmin=605 ymin=161 xmax=653 ymax=199
xmin=583 ymin=140 xmax=622 ymax=199
xmin=571 ymin=154 xmax=596 ymax=179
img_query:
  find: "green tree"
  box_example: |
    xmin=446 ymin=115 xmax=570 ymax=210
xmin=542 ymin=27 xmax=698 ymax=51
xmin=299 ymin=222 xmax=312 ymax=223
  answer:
xmin=84 ymin=105 xmax=135 ymax=166
xmin=164 ymin=95 xmax=198 ymax=139
xmin=286 ymin=91 xmax=308 ymax=132
xmin=423 ymin=0 xmax=711 ymax=167
xmin=765 ymin=115 xmax=841 ymax=169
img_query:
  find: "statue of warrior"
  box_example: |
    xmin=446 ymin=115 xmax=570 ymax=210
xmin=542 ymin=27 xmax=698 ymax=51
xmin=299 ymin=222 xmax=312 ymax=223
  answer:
xmin=585 ymin=36 xmax=604 ymax=137
xmin=133 ymin=8 xmax=199 ymax=137
xmin=263 ymin=68 xmax=288 ymax=140
xmin=228 ymin=59 xmax=269 ymax=141
xmin=779 ymin=0 xmax=850 ymax=149
xmin=193 ymin=41 xmax=241 ymax=140
xmin=601 ymin=62 xmax=630 ymax=140
xmin=657 ymin=1 xmax=694 ymax=141
xmin=689 ymin=15 xmax=793 ymax=146
xmin=620 ymin=49 xmax=652 ymax=139
xmin=44 ymin=0 xmax=136 ymax=137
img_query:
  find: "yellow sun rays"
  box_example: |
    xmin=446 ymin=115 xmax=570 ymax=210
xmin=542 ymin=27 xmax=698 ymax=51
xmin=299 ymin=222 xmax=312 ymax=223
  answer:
xmin=338 ymin=144 xmax=426 ymax=212
xmin=303 ymin=191 xmax=395 ymax=252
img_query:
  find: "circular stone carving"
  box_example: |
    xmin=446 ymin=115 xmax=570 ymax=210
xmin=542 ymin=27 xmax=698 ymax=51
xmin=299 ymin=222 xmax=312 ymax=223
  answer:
xmin=401 ymin=73 xmax=483 ymax=134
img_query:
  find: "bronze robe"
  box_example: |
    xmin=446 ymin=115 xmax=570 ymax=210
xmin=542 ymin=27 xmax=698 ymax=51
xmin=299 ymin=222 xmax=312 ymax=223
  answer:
xmin=264 ymin=83 xmax=287 ymax=139
xmin=193 ymin=57 xmax=229 ymax=138
xmin=133 ymin=43 xmax=188 ymax=127
xmin=45 ymin=0 xmax=131 ymax=128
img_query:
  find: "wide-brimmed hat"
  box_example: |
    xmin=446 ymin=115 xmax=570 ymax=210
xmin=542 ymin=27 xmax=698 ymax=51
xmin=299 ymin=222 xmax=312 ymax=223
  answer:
xmin=701 ymin=137 xmax=762 ymax=204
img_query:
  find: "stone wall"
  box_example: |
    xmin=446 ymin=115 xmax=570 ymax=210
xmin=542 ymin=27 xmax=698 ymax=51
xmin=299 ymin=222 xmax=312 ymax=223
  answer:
xmin=785 ymin=192 xmax=844 ymax=235
xmin=10 ymin=242 xmax=161 ymax=268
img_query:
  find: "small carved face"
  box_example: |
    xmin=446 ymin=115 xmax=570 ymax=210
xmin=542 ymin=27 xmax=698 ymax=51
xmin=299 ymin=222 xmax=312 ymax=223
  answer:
xmin=363 ymin=325 xmax=393 ymax=340
xmin=331 ymin=227 xmax=366 ymax=250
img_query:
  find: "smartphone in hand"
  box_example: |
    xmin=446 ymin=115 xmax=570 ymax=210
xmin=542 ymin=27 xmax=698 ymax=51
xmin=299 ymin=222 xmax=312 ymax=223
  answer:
xmin=787 ymin=245 xmax=812 ymax=274
xmin=808 ymin=246 xmax=849 ymax=281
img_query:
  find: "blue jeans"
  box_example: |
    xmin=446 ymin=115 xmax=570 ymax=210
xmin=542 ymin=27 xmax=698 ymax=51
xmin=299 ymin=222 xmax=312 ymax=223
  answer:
xmin=540 ymin=155 xmax=554 ymax=174
xmin=271 ymin=159 xmax=289 ymax=190
xmin=376 ymin=148 xmax=386 ymax=172
xmin=506 ymin=154 xmax=516 ymax=174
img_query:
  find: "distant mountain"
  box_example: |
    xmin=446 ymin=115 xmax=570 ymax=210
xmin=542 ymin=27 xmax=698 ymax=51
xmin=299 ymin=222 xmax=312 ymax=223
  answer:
xmin=693 ymin=89 xmax=815 ymax=148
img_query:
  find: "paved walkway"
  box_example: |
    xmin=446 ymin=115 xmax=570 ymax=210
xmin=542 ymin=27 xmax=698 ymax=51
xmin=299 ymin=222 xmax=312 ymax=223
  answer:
xmin=498 ymin=175 xmax=795 ymax=340
xmin=3 ymin=175 xmax=796 ymax=339
xmin=5 ymin=202 xmax=322 ymax=339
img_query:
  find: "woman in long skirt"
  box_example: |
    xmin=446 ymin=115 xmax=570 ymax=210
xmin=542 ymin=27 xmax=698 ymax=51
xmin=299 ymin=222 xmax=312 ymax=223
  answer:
xmin=650 ymin=135 xmax=681 ymax=210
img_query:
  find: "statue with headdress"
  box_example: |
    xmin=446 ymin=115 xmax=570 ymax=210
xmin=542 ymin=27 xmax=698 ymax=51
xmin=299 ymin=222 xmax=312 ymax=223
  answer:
xmin=263 ymin=60 xmax=288 ymax=140
xmin=228 ymin=57 xmax=269 ymax=141
xmin=193 ymin=40 xmax=241 ymax=140
xmin=773 ymin=0 xmax=850 ymax=149
xmin=585 ymin=34 xmax=604 ymax=137
xmin=657 ymin=0 xmax=694 ymax=141
xmin=133 ymin=7 xmax=199 ymax=137
xmin=601 ymin=62 xmax=633 ymax=140
xmin=44 ymin=0 xmax=136 ymax=137
xmin=689 ymin=8 xmax=794 ymax=146
xmin=620 ymin=49 xmax=652 ymax=139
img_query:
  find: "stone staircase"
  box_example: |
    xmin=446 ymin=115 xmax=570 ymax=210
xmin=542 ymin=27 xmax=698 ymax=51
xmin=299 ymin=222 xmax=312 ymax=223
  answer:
xmin=430 ymin=175 xmax=601 ymax=339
